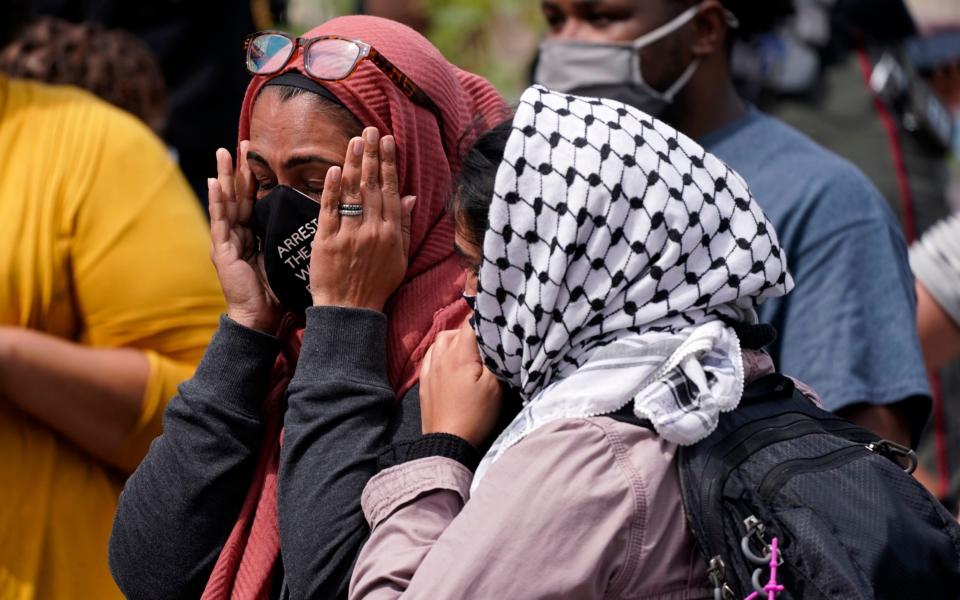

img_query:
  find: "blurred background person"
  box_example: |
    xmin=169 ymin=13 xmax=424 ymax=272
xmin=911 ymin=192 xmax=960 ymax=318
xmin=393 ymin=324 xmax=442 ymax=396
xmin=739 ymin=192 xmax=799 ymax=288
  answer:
xmin=913 ymin=207 xmax=960 ymax=505
xmin=905 ymin=0 xmax=960 ymax=509
xmin=29 ymin=0 xmax=277 ymax=203
xmin=0 ymin=16 xmax=167 ymax=134
xmin=902 ymin=0 xmax=960 ymax=211
xmin=0 ymin=1 xmax=224 ymax=598
xmin=732 ymin=0 xmax=952 ymax=235
xmin=531 ymin=0 xmax=930 ymax=454
xmin=913 ymin=213 xmax=960 ymax=375
xmin=730 ymin=0 xmax=960 ymax=510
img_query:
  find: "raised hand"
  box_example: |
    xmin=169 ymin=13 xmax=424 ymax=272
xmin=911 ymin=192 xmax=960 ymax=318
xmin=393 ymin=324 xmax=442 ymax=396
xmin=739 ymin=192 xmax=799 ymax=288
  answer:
xmin=309 ymin=127 xmax=416 ymax=312
xmin=209 ymin=142 xmax=281 ymax=333
xmin=420 ymin=321 xmax=503 ymax=448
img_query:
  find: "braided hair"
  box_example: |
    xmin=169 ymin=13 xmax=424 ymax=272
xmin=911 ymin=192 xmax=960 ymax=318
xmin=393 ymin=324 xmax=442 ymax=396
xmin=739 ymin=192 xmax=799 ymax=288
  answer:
xmin=0 ymin=16 xmax=167 ymax=134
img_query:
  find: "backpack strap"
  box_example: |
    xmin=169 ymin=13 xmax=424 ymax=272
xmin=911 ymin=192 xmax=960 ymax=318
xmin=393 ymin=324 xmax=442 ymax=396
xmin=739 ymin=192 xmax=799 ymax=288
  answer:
xmin=740 ymin=373 xmax=795 ymax=405
xmin=605 ymin=374 xmax=794 ymax=431
xmin=606 ymin=403 xmax=655 ymax=430
xmin=719 ymin=318 xmax=777 ymax=351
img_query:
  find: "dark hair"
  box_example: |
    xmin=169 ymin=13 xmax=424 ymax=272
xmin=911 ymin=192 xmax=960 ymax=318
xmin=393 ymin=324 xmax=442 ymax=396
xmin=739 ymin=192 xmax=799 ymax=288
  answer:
xmin=0 ymin=0 xmax=32 ymax=49
xmin=259 ymin=84 xmax=364 ymax=137
xmin=451 ymin=117 xmax=514 ymax=250
xmin=0 ymin=16 xmax=167 ymax=133
xmin=672 ymin=0 xmax=794 ymax=41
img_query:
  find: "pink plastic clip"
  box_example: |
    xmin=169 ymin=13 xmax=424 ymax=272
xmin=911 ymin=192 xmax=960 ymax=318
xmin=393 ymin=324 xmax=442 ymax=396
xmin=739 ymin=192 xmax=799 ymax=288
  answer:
xmin=744 ymin=536 xmax=785 ymax=600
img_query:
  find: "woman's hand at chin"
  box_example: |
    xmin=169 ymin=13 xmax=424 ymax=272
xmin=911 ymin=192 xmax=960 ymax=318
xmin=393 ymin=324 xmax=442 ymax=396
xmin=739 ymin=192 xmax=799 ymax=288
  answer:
xmin=420 ymin=321 xmax=503 ymax=448
xmin=209 ymin=141 xmax=282 ymax=333
xmin=309 ymin=127 xmax=416 ymax=312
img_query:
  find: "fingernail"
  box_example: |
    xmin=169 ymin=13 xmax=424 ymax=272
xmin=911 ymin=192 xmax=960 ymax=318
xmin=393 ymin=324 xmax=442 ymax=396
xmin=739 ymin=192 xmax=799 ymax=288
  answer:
xmin=207 ymin=177 xmax=216 ymax=190
xmin=382 ymin=135 xmax=395 ymax=154
xmin=329 ymin=166 xmax=341 ymax=184
xmin=364 ymin=128 xmax=379 ymax=145
xmin=352 ymin=137 xmax=363 ymax=156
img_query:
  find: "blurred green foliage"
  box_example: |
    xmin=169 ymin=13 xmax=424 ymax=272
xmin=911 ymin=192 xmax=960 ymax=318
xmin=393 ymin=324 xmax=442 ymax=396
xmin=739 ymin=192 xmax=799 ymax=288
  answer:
xmin=424 ymin=0 xmax=543 ymax=100
xmin=287 ymin=0 xmax=544 ymax=100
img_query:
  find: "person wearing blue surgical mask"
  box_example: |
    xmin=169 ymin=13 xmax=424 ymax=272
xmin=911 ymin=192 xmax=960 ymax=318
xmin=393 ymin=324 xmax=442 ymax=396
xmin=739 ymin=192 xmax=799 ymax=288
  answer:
xmin=534 ymin=0 xmax=933 ymax=451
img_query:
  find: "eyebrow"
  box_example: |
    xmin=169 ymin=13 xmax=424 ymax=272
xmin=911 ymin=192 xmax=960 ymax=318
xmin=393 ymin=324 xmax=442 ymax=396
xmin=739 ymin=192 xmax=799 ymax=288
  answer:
xmin=246 ymin=150 xmax=269 ymax=167
xmin=284 ymin=155 xmax=340 ymax=170
xmin=246 ymin=150 xmax=340 ymax=170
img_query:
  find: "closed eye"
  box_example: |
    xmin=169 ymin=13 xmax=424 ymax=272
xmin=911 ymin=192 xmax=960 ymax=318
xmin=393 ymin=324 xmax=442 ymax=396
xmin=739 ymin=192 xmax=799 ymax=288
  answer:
xmin=301 ymin=183 xmax=325 ymax=198
xmin=454 ymin=243 xmax=481 ymax=274
xmin=589 ymin=16 xmax=612 ymax=27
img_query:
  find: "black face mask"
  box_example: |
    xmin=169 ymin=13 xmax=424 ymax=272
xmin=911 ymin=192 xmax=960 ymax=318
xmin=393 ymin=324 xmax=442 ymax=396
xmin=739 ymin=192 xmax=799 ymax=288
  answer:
xmin=251 ymin=185 xmax=319 ymax=315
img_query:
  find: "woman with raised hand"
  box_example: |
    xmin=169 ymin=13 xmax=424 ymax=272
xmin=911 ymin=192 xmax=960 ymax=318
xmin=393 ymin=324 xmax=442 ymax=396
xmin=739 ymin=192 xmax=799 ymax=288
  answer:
xmin=108 ymin=16 xmax=506 ymax=600
xmin=348 ymin=85 xmax=793 ymax=599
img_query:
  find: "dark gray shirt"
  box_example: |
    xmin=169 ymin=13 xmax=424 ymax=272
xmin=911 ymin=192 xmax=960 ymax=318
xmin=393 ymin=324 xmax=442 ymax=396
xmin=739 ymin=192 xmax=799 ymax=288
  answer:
xmin=109 ymin=307 xmax=421 ymax=600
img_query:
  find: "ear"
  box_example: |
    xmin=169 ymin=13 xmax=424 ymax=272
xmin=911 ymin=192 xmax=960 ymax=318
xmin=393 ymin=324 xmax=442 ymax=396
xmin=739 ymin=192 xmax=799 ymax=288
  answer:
xmin=690 ymin=1 xmax=729 ymax=58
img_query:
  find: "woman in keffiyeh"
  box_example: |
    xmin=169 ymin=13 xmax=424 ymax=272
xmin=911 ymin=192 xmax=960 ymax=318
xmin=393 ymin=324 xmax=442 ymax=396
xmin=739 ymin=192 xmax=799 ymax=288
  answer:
xmin=348 ymin=85 xmax=794 ymax=599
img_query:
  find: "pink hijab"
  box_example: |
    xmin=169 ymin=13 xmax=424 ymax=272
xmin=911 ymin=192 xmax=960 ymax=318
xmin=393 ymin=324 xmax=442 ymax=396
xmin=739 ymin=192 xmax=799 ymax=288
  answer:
xmin=201 ymin=15 xmax=507 ymax=599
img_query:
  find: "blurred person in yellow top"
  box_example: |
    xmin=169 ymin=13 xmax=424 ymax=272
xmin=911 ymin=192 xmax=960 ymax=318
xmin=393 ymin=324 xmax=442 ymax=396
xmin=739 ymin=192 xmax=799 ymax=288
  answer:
xmin=0 ymin=4 xmax=225 ymax=599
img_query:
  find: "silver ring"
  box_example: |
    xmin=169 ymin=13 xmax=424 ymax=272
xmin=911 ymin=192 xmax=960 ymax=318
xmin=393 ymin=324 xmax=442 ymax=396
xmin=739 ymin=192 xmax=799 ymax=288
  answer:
xmin=338 ymin=203 xmax=363 ymax=217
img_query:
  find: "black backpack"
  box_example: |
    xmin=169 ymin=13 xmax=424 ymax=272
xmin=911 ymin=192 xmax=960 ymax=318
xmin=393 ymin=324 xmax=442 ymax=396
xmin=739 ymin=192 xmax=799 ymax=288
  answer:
xmin=673 ymin=373 xmax=960 ymax=599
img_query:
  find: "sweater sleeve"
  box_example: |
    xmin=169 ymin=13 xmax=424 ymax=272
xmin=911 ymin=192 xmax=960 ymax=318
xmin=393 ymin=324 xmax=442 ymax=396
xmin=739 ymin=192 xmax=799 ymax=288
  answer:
xmin=278 ymin=306 xmax=421 ymax=600
xmin=349 ymin=418 xmax=638 ymax=599
xmin=108 ymin=316 xmax=280 ymax=600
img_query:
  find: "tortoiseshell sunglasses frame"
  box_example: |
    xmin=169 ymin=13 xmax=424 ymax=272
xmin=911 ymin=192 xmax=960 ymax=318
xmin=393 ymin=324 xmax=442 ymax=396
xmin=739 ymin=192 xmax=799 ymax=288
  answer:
xmin=244 ymin=31 xmax=448 ymax=152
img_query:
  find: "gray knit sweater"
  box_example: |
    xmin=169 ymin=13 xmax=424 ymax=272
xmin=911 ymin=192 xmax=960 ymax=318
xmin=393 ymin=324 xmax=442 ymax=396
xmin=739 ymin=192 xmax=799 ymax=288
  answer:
xmin=108 ymin=307 xmax=421 ymax=600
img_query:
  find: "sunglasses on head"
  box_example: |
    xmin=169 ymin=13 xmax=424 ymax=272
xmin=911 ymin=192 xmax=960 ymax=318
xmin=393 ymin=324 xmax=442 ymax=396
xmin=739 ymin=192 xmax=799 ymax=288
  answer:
xmin=244 ymin=31 xmax=448 ymax=151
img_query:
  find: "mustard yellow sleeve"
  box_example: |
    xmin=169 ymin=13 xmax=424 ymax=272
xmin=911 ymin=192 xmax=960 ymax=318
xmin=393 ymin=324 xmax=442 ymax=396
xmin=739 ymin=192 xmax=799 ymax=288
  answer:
xmin=69 ymin=104 xmax=226 ymax=470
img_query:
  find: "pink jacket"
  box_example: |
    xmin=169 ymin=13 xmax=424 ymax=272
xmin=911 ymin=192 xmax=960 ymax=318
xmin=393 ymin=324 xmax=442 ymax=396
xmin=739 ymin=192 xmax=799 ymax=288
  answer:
xmin=350 ymin=351 xmax=785 ymax=599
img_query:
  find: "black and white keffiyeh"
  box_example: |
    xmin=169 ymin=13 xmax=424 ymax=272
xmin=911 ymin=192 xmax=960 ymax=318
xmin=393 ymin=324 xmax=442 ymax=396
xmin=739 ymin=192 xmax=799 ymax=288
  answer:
xmin=471 ymin=86 xmax=793 ymax=486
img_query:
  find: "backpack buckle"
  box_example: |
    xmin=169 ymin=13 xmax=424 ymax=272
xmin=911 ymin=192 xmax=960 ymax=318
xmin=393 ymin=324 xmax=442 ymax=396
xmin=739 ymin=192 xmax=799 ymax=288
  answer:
xmin=866 ymin=440 xmax=918 ymax=474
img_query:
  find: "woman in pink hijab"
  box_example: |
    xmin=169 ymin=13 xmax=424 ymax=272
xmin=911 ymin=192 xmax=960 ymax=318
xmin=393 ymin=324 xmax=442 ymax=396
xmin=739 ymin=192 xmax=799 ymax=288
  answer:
xmin=109 ymin=15 xmax=506 ymax=600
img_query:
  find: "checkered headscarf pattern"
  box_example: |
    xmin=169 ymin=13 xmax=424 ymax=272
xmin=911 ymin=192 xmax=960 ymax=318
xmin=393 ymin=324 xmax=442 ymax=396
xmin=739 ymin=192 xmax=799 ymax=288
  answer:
xmin=474 ymin=86 xmax=792 ymax=401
